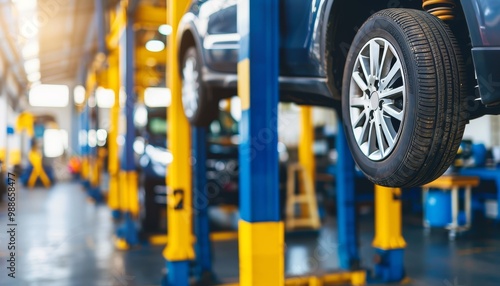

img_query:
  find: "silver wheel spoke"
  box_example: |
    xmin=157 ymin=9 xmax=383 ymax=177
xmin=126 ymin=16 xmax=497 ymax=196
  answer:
xmin=360 ymin=56 xmax=370 ymax=83
xmin=379 ymin=112 xmax=396 ymax=146
xmin=375 ymin=116 xmax=385 ymax=158
xmin=367 ymin=121 xmax=376 ymax=156
xmin=357 ymin=113 xmax=370 ymax=145
xmin=370 ymin=40 xmax=380 ymax=77
xmin=350 ymin=96 xmax=367 ymax=108
xmin=383 ymin=104 xmax=403 ymax=121
xmin=353 ymin=109 xmax=367 ymax=128
xmin=378 ymin=42 xmax=388 ymax=79
xmin=379 ymin=86 xmax=404 ymax=99
xmin=349 ymin=38 xmax=406 ymax=161
xmin=380 ymin=61 xmax=401 ymax=90
xmin=352 ymin=72 xmax=369 ymax=92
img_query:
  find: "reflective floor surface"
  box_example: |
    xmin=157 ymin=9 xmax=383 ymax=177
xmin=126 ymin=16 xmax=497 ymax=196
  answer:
xmin=1 ymin=182 xmax=500 ymax=285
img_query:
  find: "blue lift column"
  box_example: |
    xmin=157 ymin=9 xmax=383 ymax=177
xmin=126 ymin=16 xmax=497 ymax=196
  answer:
xmin=81 ymin=102 xmax=91 ymax=189
xmin=192 ymin=127 xmax=215 ymax=283
xmin=336 ymin=120 xmax=360 ymax=270
xmin=116 ymin=16 xmax=139 ymax=248
xmin=237 ymin=0 xmax=284 ymax=284
xmin=88 ymin=95 xmax=103 ymax=202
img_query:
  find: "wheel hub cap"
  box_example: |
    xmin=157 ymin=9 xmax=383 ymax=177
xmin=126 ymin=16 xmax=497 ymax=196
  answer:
xmin=348 ymin=38 xmax=406 ymax=161
xmin=370 ymin=91 xmax=380 ymax=110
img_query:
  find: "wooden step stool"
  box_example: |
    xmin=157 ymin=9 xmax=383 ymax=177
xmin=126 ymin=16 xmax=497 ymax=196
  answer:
xmin=286 ymin=163 xmax=321 ymax=231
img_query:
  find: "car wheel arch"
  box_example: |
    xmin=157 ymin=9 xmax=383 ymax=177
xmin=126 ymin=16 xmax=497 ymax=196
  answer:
xmin=326 ymin=0 xmax=425 ymax=104
xmin=178 ymin=21 xmax=205 ymax=75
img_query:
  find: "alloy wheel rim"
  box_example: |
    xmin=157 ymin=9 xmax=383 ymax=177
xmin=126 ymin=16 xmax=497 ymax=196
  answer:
xmin=182 ymin=56 xmax=200 ymax=118
xmin=349 ymin=38 xmax=406 ymax=161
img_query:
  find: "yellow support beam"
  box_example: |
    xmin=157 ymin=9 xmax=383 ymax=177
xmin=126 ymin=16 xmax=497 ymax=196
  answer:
xmin=298 ymin=106 xmax=316 ymax=217
xmin=221 ymin=270 xmax=366 ymax=286
xmin=372 ymin=186 xmax=406 ymax=250
xmin=239 ymin=220 xmax=285 ymax=286
xmin=135 ymin=4 xmax=167 ymax=27
xmin=107 ymin=2 xmax=126 ymax=51
xmin=107 ymin=51 xmax=121 ymax=213
xmin=163 ymin=0 xmax=195 ymax=262
xmin=136 ymin=46 xmax=167 ymax=66
xmin=135 ymin=67 xmax=162 ymax=87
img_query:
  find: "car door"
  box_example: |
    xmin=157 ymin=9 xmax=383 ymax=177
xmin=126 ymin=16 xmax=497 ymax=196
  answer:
xmin=280 ymin=0 xmax=326 ymax=77
xmin=199 ymin=0 xmax=239 ymax=73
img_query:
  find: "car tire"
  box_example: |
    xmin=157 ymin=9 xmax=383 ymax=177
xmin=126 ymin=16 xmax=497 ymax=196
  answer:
xmin=341 ymin=9 xmax=467 ymax=188
xmin=181 ymin=47 xmax=219 ymax=127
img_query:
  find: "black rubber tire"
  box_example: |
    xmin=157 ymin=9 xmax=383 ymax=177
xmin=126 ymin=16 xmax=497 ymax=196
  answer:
xmin=181 ymin=47 xmax=219 ymax=127
xmin=341 ymin=9 xmax=467 ymax=188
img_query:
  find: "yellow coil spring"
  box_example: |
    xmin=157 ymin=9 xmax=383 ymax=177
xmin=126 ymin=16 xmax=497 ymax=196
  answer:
xmin=422 ymin=0 xmax=456 ymax=21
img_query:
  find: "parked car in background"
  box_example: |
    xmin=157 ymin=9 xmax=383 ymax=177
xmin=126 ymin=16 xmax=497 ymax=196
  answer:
xmin=177 ymin=0 xmax=500 ymax=188
xmin=135 ymin=108 xmax=240 ymax=233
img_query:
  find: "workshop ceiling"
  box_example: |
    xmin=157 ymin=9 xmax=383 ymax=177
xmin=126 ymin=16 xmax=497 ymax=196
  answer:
xmin=36 ymin=0 xmax=166 ymax=85
xmin=37 ymin=0 xmax=97 ymax=84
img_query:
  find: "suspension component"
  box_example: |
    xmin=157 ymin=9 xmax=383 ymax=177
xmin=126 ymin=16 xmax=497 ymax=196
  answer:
xmin=422 ymin=0 xmax=456 ymax=21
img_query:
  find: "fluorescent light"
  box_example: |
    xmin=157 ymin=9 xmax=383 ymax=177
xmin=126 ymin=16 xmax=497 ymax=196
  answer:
xmin=27 ymin=72 xmax=41 ymax=82
xmin=134 ymin=105 xmax=148 ymax=127
xmin=29 ymin=84 xmax=69 ymax=107
xmin=74 ymin=85 xmax=86 ymax=105
xmin=145 ymin=87 xmax=171 ymax=107
xmin=88 ymin=96 xmax=96 ymax=108
xmin=12 ymin=0 xmax=37 ymax=10
xmin=79 ymin=130 xmax=87 ymax=146
xmin=24 ymin=58 xmax=40 ymax=74
xmin=43 ymin=129 xmax=66 ymax=158
xmin=145 ymin=40 xmax=165 ymax=52
xmin=96 ymin=129 xmax=107 ymax=147
xmin=230 ymin=96 xmax=242 ymax=121
xmin=88 ymin=129 xmax=97 ymax=148
xmin=22 ymin=42 xmax=39 ymax=58
xmin=158 ymin=24 xmax=172 ymax=36
xmin=96 ymin=87 xmax=115 ymax=108
xmin=117 ymin=135 xmax=125 ymax=146
xmin=119 ymin=87 xmax=126 ymax=107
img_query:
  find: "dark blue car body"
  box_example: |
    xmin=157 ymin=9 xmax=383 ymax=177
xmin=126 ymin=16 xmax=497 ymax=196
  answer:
xmin=178 ymin=0 xmax=500 ymax=108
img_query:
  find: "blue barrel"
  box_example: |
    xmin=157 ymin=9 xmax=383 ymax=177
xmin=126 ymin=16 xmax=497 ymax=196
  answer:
xmin=425 ymin=190 xmax=452 ymax=227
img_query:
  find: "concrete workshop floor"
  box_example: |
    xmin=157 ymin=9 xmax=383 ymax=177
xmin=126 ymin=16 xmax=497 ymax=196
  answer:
xmin=1 ymin=182 xmax=500 ymax=285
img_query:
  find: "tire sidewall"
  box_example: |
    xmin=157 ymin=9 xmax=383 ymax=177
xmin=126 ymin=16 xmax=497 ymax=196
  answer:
xmin=342 ymin=15 xmax=420 ymax=181
xmin=182 ymin=47 xmax=220 ymax=126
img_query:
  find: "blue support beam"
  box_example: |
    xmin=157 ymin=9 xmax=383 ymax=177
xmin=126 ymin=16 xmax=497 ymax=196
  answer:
xmin=165 ymin=261 xmax=190 ymax=286
xmin=116 ymin=16 xmax=138 ymax=247
xmin=238 ymin=0 xmax=280 ymax=223
xmin=192 ymin=127 xmax=216 ymax=283
xmin=336 ymin=120 xmax=360 ymax=270
xmin=81 ymin=104 xmax=91 ymax=190
xmin=120 ymin=19 xmax=136 ymax=173
xmin=237 ymin=0 xmax=284 ymax=284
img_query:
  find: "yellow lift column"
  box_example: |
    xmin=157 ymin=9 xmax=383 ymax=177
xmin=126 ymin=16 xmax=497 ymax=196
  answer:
xmin=114 ymin=3 xmax=139 ymax=249
xmin=163 ymin=0 xmax=195 ymax=284
xmin=372 ymin=185 xmax=406 ymax=282
xmin=107 ymin=51 xmax=122 ymax=219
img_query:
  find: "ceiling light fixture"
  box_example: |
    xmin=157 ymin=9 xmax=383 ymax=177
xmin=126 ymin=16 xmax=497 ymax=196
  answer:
xmin=145 ymin=39 xmax=165 ymax=52
xmin=158 ymin=24 xmax=173 ymax=36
